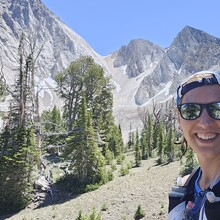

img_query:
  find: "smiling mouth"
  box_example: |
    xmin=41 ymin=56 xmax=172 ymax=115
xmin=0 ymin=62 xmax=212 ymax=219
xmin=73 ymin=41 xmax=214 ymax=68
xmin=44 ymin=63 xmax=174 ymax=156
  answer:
xmin=196 ymin=133 xmax=218 ymax=141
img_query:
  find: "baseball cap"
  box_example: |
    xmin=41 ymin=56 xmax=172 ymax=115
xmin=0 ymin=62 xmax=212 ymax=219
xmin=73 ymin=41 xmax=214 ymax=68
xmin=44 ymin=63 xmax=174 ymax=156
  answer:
xmin=176 ymin=70 xmax=220 ymax=106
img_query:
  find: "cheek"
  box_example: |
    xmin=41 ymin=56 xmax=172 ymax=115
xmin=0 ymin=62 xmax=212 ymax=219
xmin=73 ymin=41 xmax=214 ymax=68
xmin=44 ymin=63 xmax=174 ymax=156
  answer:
xmin=178 ymin=117 xmax=191 ymax=136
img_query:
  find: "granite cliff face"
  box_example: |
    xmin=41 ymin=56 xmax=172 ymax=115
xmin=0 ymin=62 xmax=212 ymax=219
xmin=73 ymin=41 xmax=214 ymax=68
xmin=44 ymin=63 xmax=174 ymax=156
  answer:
xmin=1 ymin=0 xmax=220 ymax=139
xmin=0 ymin=0 xmax=105 ymax=112
xmin=0 ymin=0 xmax=103 ymax=81
xmin=113 ymin=39 xmax=165 ymax=78
xmin=134 ymin=26 xmax=220 ymax=105
xmin=104 ymin=26 xmax=220 ymax=138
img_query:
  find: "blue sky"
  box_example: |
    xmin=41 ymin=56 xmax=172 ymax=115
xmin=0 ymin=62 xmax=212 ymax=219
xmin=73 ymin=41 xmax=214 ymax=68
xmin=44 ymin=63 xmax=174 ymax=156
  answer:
xmin=41 ymin=0 xmax=220 ymax=56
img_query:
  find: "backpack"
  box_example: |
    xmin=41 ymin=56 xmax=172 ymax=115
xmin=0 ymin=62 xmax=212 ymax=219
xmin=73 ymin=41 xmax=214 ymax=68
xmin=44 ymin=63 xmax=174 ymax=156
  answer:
xmin=168 ymin=166 xmax=220 ymax=220
xmin=168 ymin=166 xmax=200 ymax=213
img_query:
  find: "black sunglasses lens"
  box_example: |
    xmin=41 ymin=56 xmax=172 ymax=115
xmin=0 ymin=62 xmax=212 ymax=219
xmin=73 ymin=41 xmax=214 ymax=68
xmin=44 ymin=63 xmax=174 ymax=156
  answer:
xmin=208 ymin=102 xmax=220 ymax=119
xmin=179 ymin=103 xmax=201 ymax=120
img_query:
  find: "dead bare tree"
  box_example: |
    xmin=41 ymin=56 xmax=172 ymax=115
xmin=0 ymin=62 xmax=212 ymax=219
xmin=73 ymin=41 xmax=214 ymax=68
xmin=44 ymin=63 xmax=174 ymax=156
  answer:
xmin=26 ymin=32 xmax=45 ymax=120
xmin=137 ymin=106 xmax=149 ymax=129
xmin=0 ymin=31 xmax=47 ymax=153
xmin=152 ymin=100 xmax=163 ymax=149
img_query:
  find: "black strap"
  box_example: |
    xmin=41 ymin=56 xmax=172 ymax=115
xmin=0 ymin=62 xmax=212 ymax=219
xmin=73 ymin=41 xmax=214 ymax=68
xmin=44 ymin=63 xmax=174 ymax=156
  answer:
xmin=184 ymin=166 xmax=200 ymax=187
xmin=182 ymin=166 xmax=200 ymax=203
xmin=211 ymin=180 xmax=220 ymax=196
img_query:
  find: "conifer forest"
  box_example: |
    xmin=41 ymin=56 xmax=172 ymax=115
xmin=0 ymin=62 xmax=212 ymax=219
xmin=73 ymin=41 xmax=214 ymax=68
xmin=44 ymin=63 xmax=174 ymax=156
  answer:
xmin=0 ymin=33 xmax=197 ymax=217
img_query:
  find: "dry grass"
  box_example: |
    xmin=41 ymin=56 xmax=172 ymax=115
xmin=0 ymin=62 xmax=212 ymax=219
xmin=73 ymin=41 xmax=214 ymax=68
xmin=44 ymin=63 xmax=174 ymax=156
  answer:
xmin=1 ymin=158 xmax=182 ymax=220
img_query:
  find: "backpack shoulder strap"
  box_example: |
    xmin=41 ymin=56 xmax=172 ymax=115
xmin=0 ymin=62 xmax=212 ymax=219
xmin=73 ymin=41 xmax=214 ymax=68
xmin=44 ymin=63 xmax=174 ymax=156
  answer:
xmin=211 ymin=178 xmax=220 ymax=196
xmin=182 ymin=166 xmax=200 ymax=202
xmin=183 ymin=166 xmax=200 ymax=187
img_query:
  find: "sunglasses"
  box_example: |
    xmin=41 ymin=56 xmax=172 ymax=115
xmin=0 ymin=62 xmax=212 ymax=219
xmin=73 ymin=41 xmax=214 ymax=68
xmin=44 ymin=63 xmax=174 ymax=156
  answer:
xmin=178 ymin=102 xmax=220 ymax=120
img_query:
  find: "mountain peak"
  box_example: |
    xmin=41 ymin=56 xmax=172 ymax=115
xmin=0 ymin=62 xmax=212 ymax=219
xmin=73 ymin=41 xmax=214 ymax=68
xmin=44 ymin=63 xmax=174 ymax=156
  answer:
xmin=182 ymin=25 xmax=197 ymax=32
xmin=175 ymin=25 xmax=219 ymax=44
xmin=2 ymin=0 xmax=220 ymax=141
xmin=113 ymin=39 xmax=164 ymax=77
xmin=0 ymin=0 xmax=101 ymax=79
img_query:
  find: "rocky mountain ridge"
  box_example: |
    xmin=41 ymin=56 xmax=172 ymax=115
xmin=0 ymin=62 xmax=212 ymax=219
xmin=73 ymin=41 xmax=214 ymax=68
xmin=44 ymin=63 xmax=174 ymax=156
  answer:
xmin=106 ymin=26 xmax=220 ymax=138
xmin=135 ymin=26 xmax=220 ymax=105
xmin=0 ymin=0 xmax=103 ymax=79
xmin=1 ymin=0 xmax=220 ymax=140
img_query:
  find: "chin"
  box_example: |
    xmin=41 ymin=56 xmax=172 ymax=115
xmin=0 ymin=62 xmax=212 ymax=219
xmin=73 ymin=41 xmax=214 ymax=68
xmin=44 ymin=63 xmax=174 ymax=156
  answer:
xmin=195 ymin=147 xmax=220 ymax=159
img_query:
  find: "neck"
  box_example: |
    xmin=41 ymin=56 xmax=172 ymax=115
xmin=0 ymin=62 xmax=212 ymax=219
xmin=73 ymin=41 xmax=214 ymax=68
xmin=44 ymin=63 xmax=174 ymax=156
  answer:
xmin=198 ymin=157 xmax=220 ymax=190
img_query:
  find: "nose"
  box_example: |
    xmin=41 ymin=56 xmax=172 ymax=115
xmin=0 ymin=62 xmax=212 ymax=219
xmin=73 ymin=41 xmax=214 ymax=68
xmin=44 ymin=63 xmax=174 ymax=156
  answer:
xmin=198 ymin=108 xmax=213 ymax=125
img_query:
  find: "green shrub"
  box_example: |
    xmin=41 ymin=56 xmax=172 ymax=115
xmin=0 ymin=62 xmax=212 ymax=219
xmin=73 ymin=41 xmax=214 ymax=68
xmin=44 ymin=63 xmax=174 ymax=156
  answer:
xmin=75 ymin=208 xmax=102 ymax=220
xmin=120 ymin=163 xmax=130 ymax=176
xmin=134 ymin=205 xmax=145 ymax=220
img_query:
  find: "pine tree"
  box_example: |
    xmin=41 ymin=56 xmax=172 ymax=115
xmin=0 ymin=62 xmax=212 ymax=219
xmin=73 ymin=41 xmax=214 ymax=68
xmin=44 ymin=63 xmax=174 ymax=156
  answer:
xmin=56 ymin=56 xmax=122 ymax=161
xmin=181 ymin=148 xmax=198 ymax=176
xmin=41 ymin=106 xmax=63 ymax=146
xmin=56 ymin=56 xmax=114 ymax=133
xmin=86 ymin=110 xmax=107 ymax=184
xmin=127 ymin=123 xmax=134 ymax=151
xmin=131 ymin=131 xmax=135 ymax=151
xmin=65 ymin=96 xmax=106 ymax=185
xmin=134 ymin=129 xmax=142 ymax=167
xmin=157 ymin=121 xmax=165 ymax=164
xmin=107 ymin=124 xmax=123 ymax=161
xmin=146 ymin=113 xmax=153 ymax=157
xmin=0 ymin=33 xmax=41 ymax=214
xmin=164 ymin=127 xmax=174 ymax=162
xmin=152 ymin=103 xmax=162 ymax=149
xmin=141 ymin=129 xmax=148 ymax=160
xmin=0 ymin=125 xmax=39 ymax=214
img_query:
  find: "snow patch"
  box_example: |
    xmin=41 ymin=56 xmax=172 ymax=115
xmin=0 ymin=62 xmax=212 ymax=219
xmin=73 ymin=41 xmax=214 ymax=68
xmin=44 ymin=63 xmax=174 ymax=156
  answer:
xmin=35 ymin=76 xmax=58 ymax=110
xmin=157 ymin=80 xmax=172 ymax=96
xmin=141 ymin=80 xmax=173 ymax=107
xmin=120 ymin=65 xmax=127 ymax=75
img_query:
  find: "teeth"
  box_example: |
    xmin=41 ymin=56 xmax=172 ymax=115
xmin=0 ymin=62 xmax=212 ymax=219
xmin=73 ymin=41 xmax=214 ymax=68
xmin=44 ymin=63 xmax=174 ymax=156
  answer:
xmin=197 ymin=133 xmax=217 ymax=140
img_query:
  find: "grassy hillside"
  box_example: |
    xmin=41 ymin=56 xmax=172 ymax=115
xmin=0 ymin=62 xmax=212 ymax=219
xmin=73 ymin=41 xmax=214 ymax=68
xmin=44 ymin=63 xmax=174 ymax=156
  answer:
xmin=1 ymin=158 xmax=182 ymax=220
